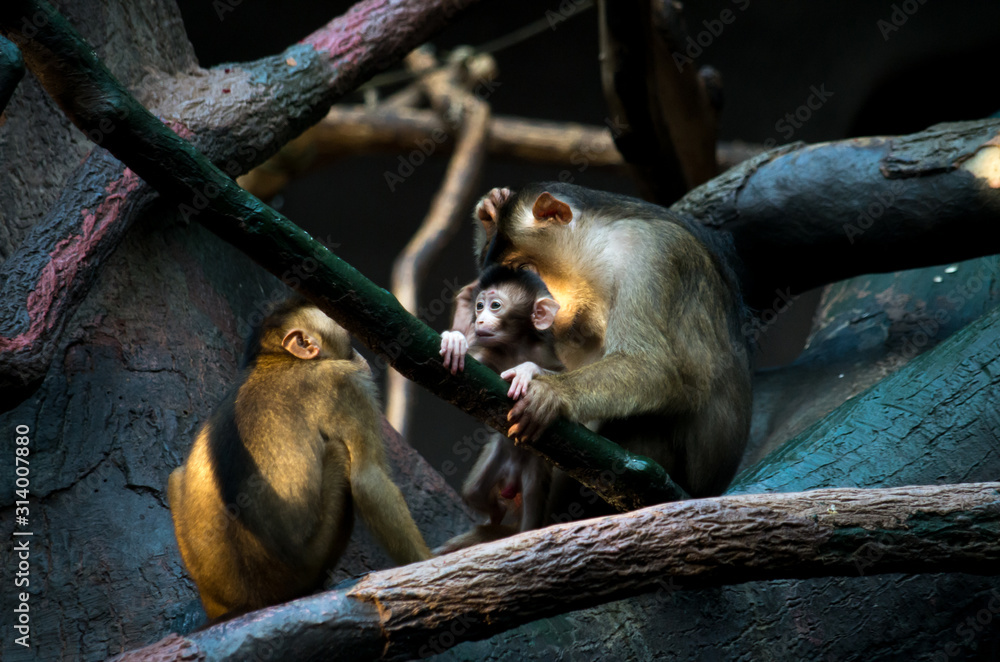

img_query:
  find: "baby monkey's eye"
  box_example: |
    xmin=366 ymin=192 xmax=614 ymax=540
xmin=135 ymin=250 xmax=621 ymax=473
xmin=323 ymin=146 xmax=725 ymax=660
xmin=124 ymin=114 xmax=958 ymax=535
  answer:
xmin=490 ymin=301 xmax=502 ymax=311
xmin=475 ymin=301 xmax=484 ymax=312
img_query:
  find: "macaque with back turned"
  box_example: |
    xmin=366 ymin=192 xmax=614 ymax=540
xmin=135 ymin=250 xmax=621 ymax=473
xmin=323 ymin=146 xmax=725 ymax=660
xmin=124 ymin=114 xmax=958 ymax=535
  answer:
xmin=168 ymin=297 xmax=429 ymax=619
xmin=438 ymin=264 xmax=563 ymax=550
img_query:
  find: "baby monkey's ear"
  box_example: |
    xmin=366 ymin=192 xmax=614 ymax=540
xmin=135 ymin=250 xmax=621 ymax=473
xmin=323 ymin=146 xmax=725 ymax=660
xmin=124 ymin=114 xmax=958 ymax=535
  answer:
xmin=531 ymin=296 xmax=560 ymax=331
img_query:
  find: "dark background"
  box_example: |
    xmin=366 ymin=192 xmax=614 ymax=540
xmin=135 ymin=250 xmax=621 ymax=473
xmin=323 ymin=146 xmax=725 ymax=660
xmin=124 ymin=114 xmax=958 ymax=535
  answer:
xmin=173 ymin=0 xmax=1000 ymax=487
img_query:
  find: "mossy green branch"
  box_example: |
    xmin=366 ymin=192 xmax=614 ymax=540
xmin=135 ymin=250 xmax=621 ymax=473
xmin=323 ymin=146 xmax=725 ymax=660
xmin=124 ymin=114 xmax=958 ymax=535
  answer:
xmin=0 ymin=0 xmax=688 ymax=507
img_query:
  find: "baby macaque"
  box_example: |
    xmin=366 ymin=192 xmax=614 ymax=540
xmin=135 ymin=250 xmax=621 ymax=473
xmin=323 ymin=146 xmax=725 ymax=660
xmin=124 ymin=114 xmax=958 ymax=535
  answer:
xmin=438 ymin=265 xmax=562 ymax=549
xmin=168 ymin=297 xmax=429 ymax=619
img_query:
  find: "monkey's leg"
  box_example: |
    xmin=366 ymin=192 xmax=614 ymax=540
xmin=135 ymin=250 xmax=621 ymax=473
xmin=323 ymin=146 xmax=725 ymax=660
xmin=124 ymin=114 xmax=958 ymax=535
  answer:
xmin=350 ymin=461 xmax=430 ymax=564
xmin=517 ymin=453 xmax=551 ymax=532
xmin=311 ymin=437 xmax=355 ymax=579
xmin=462 ymin=435 xmax=510 ymax=518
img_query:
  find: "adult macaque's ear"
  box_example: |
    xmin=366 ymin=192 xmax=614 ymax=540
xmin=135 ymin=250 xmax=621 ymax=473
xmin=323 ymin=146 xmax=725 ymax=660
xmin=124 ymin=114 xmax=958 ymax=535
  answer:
xmin=532 ymin=192 xmax=573 ymax=225
xmin=475 ymin=187 xmax=513 ymax=236
xmin=532 ymin=297 xmax=561 ymax=331
xmin=281 ymin=329 xmax=322 ymax=360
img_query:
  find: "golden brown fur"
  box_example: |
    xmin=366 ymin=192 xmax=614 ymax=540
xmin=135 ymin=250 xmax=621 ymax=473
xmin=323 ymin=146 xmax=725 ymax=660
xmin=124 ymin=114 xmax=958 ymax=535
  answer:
xmin=168 ymin=299 xmax=429 ymax=619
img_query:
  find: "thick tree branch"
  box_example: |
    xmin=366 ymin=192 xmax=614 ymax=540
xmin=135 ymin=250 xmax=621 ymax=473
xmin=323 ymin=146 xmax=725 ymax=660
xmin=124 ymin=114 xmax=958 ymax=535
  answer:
xmin=0 ymin=0 xmax=481 ymax=406
xmin=2 ymin=0 xmax=687 ymax=509
xmin=237 ymin=104 xmax=763 ymax=201
xmin=598 ymin=0 xmax=721 ymax=204
xmin=673 ymin=120 xmax=1000 ymax=310
xmin=110 ymin=483 xmax=1000 ymax=661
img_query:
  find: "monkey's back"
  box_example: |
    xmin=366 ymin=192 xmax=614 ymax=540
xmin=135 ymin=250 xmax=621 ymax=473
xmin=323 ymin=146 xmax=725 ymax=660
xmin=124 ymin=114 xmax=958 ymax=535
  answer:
xmin=167 ymin=356 xmax=369 ymax=618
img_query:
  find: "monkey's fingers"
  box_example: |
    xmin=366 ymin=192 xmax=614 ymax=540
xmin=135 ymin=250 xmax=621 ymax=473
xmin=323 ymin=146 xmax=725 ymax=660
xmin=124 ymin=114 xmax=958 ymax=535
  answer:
xmin=444 ymin=339 xmax=458 ymax=373
xmin=507 ymin=397 xmax=529 ymax=423
xmin=439 ymin=345 xmax=454 ymax=372
xmin=499 ymin=369 xmax=520 ymax=398
xmin=514 ymin=377 xmax=532 ymax=400
xmin=439 ymin=333 xmax=464 ymax=373
xmin=506 ymin=398 xmax=532 ymax=441
xmin=452 ymin=334 xmax=468 ymax=373
xmin=513 ymin=386 xmax=561 ymax=442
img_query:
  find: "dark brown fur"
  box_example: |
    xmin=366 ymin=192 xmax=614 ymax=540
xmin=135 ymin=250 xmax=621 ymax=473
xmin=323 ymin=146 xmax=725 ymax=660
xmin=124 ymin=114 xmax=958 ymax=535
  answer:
xmin=168 ymin=298 xmax=429 ymax=619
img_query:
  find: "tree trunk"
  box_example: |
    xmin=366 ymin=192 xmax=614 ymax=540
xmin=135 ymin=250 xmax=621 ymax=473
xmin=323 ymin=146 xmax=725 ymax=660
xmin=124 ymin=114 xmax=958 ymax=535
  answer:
xmin=0 ymin=2 xmax=473 ymax=660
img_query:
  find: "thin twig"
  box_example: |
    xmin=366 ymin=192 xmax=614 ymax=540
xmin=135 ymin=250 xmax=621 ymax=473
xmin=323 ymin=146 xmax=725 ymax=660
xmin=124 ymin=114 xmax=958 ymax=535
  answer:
xmin=386 ymin=52 xmax=494 ymax=437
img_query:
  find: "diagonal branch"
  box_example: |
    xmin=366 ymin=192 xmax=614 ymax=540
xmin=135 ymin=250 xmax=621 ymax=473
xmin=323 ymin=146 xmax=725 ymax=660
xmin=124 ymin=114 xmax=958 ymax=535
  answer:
xmin=0 ymin=0 xmax=688 ymax=509
xmin=0 ymin=0 xmax=482 ymax=407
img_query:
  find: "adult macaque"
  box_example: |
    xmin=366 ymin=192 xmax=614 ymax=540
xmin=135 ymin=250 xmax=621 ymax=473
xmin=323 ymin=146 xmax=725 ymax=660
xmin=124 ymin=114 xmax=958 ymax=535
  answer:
xmin=168 ymin=297 xmax=429 ymax=619
xmin=471 ymin=183 xmax=752 ymax=503
xmin=438 ymin=265 xmax=563 ymax=549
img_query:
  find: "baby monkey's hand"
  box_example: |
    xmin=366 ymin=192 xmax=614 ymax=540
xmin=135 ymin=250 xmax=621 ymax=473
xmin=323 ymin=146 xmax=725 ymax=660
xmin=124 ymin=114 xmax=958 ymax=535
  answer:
xmin=500 ymin=361 xmax=543 ymax=400
xmin=439 ymin=330 xmax=468 ymax=374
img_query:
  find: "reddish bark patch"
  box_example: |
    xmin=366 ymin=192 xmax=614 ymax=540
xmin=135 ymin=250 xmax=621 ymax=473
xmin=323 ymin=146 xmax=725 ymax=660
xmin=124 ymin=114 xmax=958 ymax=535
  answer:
xmin=0 ymin=169 xmax=142 ymax=352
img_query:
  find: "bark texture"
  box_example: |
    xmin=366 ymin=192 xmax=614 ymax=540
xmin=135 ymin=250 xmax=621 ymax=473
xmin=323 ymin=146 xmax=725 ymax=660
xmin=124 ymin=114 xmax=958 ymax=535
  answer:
xmin=673 ymin=120 xmax=1000 ymax=309
xmin=746 ymin=254 xmax=1000 ymax=470
xmin=0 ymin=0 xmax=482 ymax=405
xmin=0 ymin=1 xmax=476 ymax=659
xmin=1 ymin=1 xmax=999 ymax=660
